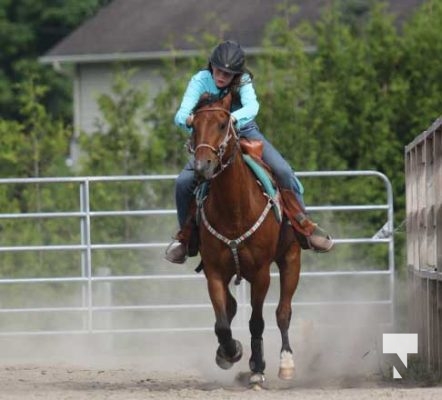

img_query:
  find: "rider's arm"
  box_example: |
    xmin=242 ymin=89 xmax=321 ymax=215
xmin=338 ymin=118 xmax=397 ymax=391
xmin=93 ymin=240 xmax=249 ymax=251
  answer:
xmin=174 ymin=72 xmax=206 ymax=133
xmin=231 ymin=74 xmax=260 ymax=129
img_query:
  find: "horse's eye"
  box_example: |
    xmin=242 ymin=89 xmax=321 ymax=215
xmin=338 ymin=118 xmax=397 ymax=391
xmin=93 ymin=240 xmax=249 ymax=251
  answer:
xmin=219 ymin=122 xmax=226 ymax=130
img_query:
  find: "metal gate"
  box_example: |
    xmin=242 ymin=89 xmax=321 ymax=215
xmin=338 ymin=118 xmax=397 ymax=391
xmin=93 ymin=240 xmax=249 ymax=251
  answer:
xmin=0 ymin=171 xmax=395 ymax=336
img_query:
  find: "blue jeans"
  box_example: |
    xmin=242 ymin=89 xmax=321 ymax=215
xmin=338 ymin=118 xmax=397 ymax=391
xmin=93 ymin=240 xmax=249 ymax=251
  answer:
xmin=174 ymin=121 xmax=304 ymax=228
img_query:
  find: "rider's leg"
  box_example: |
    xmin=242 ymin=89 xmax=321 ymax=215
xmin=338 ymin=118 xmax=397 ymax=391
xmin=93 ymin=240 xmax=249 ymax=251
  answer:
xmin=165 ymin=161 xmax=197 ymax=264
xmin=239 ymin=123 xmax=333 ymax=252
xmin=279 ymin=188 xmax=333 ymax=251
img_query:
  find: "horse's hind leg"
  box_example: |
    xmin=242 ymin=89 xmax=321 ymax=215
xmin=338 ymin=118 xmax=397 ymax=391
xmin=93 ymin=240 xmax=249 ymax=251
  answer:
xmin=207 ymin=277 xmax=242 ymax=369
xmin=248 ymin=268 xmax=271 ymax=384
xmin=276 ymin=244 xmax=301 ymax=380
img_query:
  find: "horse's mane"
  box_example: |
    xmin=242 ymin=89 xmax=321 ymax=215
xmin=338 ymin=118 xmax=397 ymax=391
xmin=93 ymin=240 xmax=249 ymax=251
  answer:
xmin=193 ymin=92 xmax=231 ymax=113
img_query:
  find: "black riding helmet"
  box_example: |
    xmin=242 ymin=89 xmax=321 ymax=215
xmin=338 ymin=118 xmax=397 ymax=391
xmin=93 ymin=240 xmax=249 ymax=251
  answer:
xmin=209 ymin=40 xmax=245 ymax=74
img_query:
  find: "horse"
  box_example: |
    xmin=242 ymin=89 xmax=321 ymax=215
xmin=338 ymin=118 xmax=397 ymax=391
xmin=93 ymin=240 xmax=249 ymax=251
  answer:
xmin=189 ymin=92 xmax=301 ymax=386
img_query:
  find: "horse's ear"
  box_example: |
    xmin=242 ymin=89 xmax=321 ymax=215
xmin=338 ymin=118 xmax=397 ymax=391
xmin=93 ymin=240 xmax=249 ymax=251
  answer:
xmin=194 ymin=92 xmax=212 ymax=111
xmin=221 ymin=91 xmax=233 ymax=110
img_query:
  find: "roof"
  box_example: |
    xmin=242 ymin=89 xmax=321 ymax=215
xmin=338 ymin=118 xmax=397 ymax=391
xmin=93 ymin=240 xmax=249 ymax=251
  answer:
xmin=40 ymin=0 xmax=426 ymax=64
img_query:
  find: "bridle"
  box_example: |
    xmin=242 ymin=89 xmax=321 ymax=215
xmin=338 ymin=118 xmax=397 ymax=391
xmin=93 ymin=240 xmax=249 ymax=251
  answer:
xmin=187 ymin=106 xmax=239 ymax=179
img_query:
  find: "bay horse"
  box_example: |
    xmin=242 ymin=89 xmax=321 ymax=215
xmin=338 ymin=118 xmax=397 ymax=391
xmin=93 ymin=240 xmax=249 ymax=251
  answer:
xmin=189 ymin=92 xmax=301 ymax=386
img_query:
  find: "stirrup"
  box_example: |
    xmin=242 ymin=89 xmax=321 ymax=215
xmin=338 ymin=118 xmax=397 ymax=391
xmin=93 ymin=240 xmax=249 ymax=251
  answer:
xmin=307 ymin=225 xmax=334 ymax=253
xmin=164 ymin=240 xmax=188 ymax=264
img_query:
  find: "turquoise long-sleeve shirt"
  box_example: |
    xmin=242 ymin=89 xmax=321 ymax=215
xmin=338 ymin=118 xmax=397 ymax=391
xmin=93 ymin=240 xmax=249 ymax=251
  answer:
xmin=174 ymin=70 xmax=259 ymax=133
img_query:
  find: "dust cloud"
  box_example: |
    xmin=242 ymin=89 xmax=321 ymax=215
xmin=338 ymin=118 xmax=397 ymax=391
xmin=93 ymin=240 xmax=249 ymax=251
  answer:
xmin=0 ymin=261 xmax=403 ymax=389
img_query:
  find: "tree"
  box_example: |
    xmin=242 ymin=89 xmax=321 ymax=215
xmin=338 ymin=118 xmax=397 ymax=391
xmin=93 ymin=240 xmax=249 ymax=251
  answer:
xmin=255 ymin=1 xmax=413 ymax=267
xmin=0 ymin=75 xmax=71 ymax=205
xmin=77 ymin=67 xmax=172 ymax=274
xmin=0 ymin=0 xmax=111 ymax=121
xmin=79 ymin=67 xmax=150 ymax=177
xmin=0 ymin=76 xmax=76 ymax=278
xmin=400 ymin=0 xmax=442 ymax=141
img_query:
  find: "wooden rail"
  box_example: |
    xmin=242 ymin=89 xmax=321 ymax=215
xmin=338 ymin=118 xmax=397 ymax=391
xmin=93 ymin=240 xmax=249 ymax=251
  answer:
xmin=405 ymin=116 xmax=442 ymax=379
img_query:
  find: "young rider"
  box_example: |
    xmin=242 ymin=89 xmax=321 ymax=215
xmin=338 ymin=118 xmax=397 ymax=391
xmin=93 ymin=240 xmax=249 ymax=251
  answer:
xmin=165 ymin=40 xmax=333 ymax=263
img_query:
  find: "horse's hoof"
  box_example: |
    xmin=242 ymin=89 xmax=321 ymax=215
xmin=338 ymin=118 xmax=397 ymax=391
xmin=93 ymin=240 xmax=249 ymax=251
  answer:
xmin=249 ymin=372 xmax=265 ymax=387
xmin=278 ymin=366 xmax=295 ymax=380
xmin=216 ymin=354 xmax=233 ymax=370
xmin=278 ymin=350 xmax=295 ymax=380
xmin=231 ymin=340 xmax=243 ymax=363
xmin=215 ymin=340 xmax=243 ymax=370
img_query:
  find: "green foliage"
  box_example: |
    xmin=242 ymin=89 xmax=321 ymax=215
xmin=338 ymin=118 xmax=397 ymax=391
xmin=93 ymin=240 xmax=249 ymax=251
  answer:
xmin=0 ymin=76 xmax=77 ymax=279
xmin=0 ymin=0 xmax=111 ymax=120
xmin=79 ymin=67 xmax=150 ymax=176
xmin=16 ymin=76 xmax=71 ymax=177
xmin=400 ymin=0 xmax=442 ymax=140
xmin=251 ymin=0 xmax=440 ymax=267
xmin=145 ymin=59 xmax=191 ymax=172
xmin=77 ymin=68 xmax=177 ymax=274
xmin=0 ymin=75 xmax=71 ymax=182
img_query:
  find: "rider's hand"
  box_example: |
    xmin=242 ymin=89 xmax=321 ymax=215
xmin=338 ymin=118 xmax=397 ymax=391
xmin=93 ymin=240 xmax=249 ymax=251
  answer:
xmin=186 ymin=114 xmax=194 ymax=127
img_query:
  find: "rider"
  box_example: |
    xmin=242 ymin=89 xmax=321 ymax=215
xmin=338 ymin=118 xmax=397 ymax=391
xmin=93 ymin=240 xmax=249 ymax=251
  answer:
xmin=165 ymin=40 xmax=333 ymax=264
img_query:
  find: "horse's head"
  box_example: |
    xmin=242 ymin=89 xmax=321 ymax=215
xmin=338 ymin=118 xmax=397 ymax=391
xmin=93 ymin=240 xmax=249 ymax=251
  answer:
xmin=189 ymin=92 xmax=238 ymax=180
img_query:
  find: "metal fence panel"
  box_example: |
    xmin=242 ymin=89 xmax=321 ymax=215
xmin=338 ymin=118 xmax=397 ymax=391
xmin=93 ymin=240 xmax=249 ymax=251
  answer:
xmin=0 ymin=171 xmax=395 ymax=336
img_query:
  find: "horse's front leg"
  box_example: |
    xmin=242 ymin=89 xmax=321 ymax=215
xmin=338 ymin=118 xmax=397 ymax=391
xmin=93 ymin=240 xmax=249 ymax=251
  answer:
xmin=276 ymin=244 xmax=301 ymax=380
xmin=248 ymin=267 xmax=271 ymax=385
xmin=207 ymin=276 xmax=242 ymax=369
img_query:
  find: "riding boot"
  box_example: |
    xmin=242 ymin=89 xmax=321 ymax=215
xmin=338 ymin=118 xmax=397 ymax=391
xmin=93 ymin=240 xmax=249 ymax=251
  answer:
xmin=165 ymin=228 xmax=191 ymax=264
xmin=165 ymin=200 xmax=197 ymax=264
xmin=280 ymin=189 xmax=333 ymax=252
